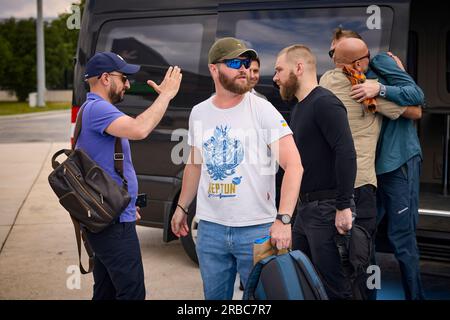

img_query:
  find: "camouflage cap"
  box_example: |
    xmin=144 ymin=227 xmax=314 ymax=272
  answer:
xmin=208 ymin=37 xmax=258 ymax=64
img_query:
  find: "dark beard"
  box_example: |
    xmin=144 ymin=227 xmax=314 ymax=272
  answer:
xmin=108 ymin=81 xmax=124 ymax=104
xmin=280 ymin=71 xmax=299 ymax=102
xmin=218 ymin=70 xmax=250 ymax=94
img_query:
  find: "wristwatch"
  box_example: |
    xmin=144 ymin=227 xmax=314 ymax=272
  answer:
xmin=276 ymin=214 xmax=292 ymax=225
xmin=379 ymin=83 xmax=387 ymax=98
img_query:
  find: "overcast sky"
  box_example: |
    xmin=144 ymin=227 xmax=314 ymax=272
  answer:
xmin=0 ymin=0 xmax=77 ymax=19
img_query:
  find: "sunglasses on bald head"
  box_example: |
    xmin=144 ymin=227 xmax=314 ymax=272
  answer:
xmin=351 ymin=52 xmax=371 ymax=64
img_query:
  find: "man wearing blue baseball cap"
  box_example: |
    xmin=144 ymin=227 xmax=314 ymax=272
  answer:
xmin=77 ymin=52 xmax=182 ymax=300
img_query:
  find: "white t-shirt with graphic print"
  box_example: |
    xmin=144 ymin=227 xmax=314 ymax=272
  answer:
xmin=188 ymin=92 xmax=292 ymax=227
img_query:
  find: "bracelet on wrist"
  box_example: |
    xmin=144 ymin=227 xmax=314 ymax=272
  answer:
xmin=177 ymin=204 xmax=189 ymax=215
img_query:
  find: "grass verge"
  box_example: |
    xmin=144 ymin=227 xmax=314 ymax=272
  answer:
xmin=0 ymin=101 xmax=71 ymax=116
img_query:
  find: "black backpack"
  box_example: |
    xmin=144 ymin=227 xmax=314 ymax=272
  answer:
xmin=48 ymin=104 xmax=131 ymax=273
xmin=243 ymin=250 xmax=329 ymax=300
xmin=335 ymin=224 xmax=372 ymax=300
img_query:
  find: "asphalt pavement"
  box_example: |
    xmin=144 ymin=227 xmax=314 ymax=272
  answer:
xmin=0 ymin=110 xmax=71 ymax=143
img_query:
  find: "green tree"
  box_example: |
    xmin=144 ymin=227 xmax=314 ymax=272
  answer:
xmin=45 ymin=16 xmax=78 ymax=90
xmin=0 ymin=36 xmax=13 ymax=88
xmin=0 ymin=18 xmax=37 ymax=101
xmin=45 ymin=0 xmax=84 ymax=90
xmin=0 ymin=1 xmax=84 ymax=101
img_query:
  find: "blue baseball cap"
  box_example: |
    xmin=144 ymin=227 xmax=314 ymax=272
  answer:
xmin=84 ymin=52 xmax=140 ymax=80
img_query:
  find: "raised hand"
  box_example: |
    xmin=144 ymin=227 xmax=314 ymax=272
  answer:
xmin=147 ymin=66 xmax=182 ymax=100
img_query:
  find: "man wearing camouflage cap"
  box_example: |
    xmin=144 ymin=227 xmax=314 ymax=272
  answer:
xmin=171 ymin=37 xmax=303 ymax=299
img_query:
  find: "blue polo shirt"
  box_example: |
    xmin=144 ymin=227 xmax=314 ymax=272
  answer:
xmin=367 ymin=53 xmax=424 ymax=175
xmin=76 ymin=93 xmax=138 ymax=222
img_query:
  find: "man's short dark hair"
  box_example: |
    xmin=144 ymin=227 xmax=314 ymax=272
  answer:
xmin=332 ymin=27 xmax=362 ymax=41
xmin=252 ymin=57 xmax=260 ymax=67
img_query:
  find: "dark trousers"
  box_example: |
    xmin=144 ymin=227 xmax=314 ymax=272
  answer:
xmin=354 ymin=184 xmax=377 ymax=237
xmin=292 ymin=198 xmax=353 ymax=300
xmin=377 ymin=155 xmax=425 ymax=300
xmin=85 ymin=221 xmax=146 ymax=300
xmin=354 ymin=184 xmax=378 ymax=300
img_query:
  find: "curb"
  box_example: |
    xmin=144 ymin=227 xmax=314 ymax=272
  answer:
xmin=0 ymin=109 xmax=71 ymax=120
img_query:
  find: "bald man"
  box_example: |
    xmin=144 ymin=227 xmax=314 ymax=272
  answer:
xmin=320 ymin=38 xmax=421 ymax=300
xmin=77 ymin=52 xmax=181 ymax=300
xmin=329 ymin=29 xmax=426 ymax=301
xmin=274 ymin=45 xmax=356 ymax=299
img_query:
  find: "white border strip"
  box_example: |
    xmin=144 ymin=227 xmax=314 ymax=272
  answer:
xmin=419 ymin=208 xmax=450 ymax=217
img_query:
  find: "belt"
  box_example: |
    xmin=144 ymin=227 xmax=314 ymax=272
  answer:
xmin=299 ymin=189 xmax=337 ymax=203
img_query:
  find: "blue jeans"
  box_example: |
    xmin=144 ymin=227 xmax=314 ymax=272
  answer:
xmin=377 ymin=155 xmax=425 ymax=300
xmin=196 ymin=220 xmax=272 ymax=300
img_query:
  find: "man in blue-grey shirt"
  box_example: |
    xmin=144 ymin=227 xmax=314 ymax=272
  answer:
xmin=330 ymin=28 xmax=425 ymax=300
xmin=77 ymin=52 xmax=182 ymax=299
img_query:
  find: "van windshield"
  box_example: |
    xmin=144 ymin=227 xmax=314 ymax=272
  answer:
xmin=218 ymin=6 xmax=394 ymax=79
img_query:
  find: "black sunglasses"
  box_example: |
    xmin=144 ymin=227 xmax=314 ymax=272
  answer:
xmin=351 ymin=52 xmax=371 ymax=64
xmin=328 ymin=48 xmax=335 ymax=59
xmin=98 ymin=72 xmax=128 ymax=83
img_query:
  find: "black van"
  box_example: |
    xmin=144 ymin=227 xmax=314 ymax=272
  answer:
xmin=73 ymin=0 xmax=450 ymax=263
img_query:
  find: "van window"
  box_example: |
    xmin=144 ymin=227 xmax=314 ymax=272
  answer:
xmin=96 ymin=15 xmax=216 ymax=108
xmin=218 ymin=6 xmax=393 ymax=101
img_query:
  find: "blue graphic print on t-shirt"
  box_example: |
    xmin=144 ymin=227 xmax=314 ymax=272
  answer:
xmin=203 ymin=126 xmax=244 ymax=199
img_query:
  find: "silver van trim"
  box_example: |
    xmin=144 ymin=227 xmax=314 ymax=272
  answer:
xmin=419 ymin=208 xmax=450 ymax=217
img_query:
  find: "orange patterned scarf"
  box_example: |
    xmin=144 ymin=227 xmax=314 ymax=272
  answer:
xmin=342 ymin=65 xmax=377 ymax=113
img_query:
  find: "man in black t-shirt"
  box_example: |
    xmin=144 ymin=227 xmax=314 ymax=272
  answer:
xmin=273 ymin=44 xmax=357 ymax=299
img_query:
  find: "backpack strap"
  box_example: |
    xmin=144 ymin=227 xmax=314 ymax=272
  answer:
xmin=242 ymin=255 xmax=277 ymax=300
xmin=289 ymin=250 xmax=329 ymax=300
xmin=113 ymin=138 xmax=128 ymax=191
xmin=70 ymin=216 xmax=94 ymax=274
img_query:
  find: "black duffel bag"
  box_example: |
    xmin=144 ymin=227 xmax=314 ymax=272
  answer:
xmin=48 ymin=104 xmax=131 ymax=273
